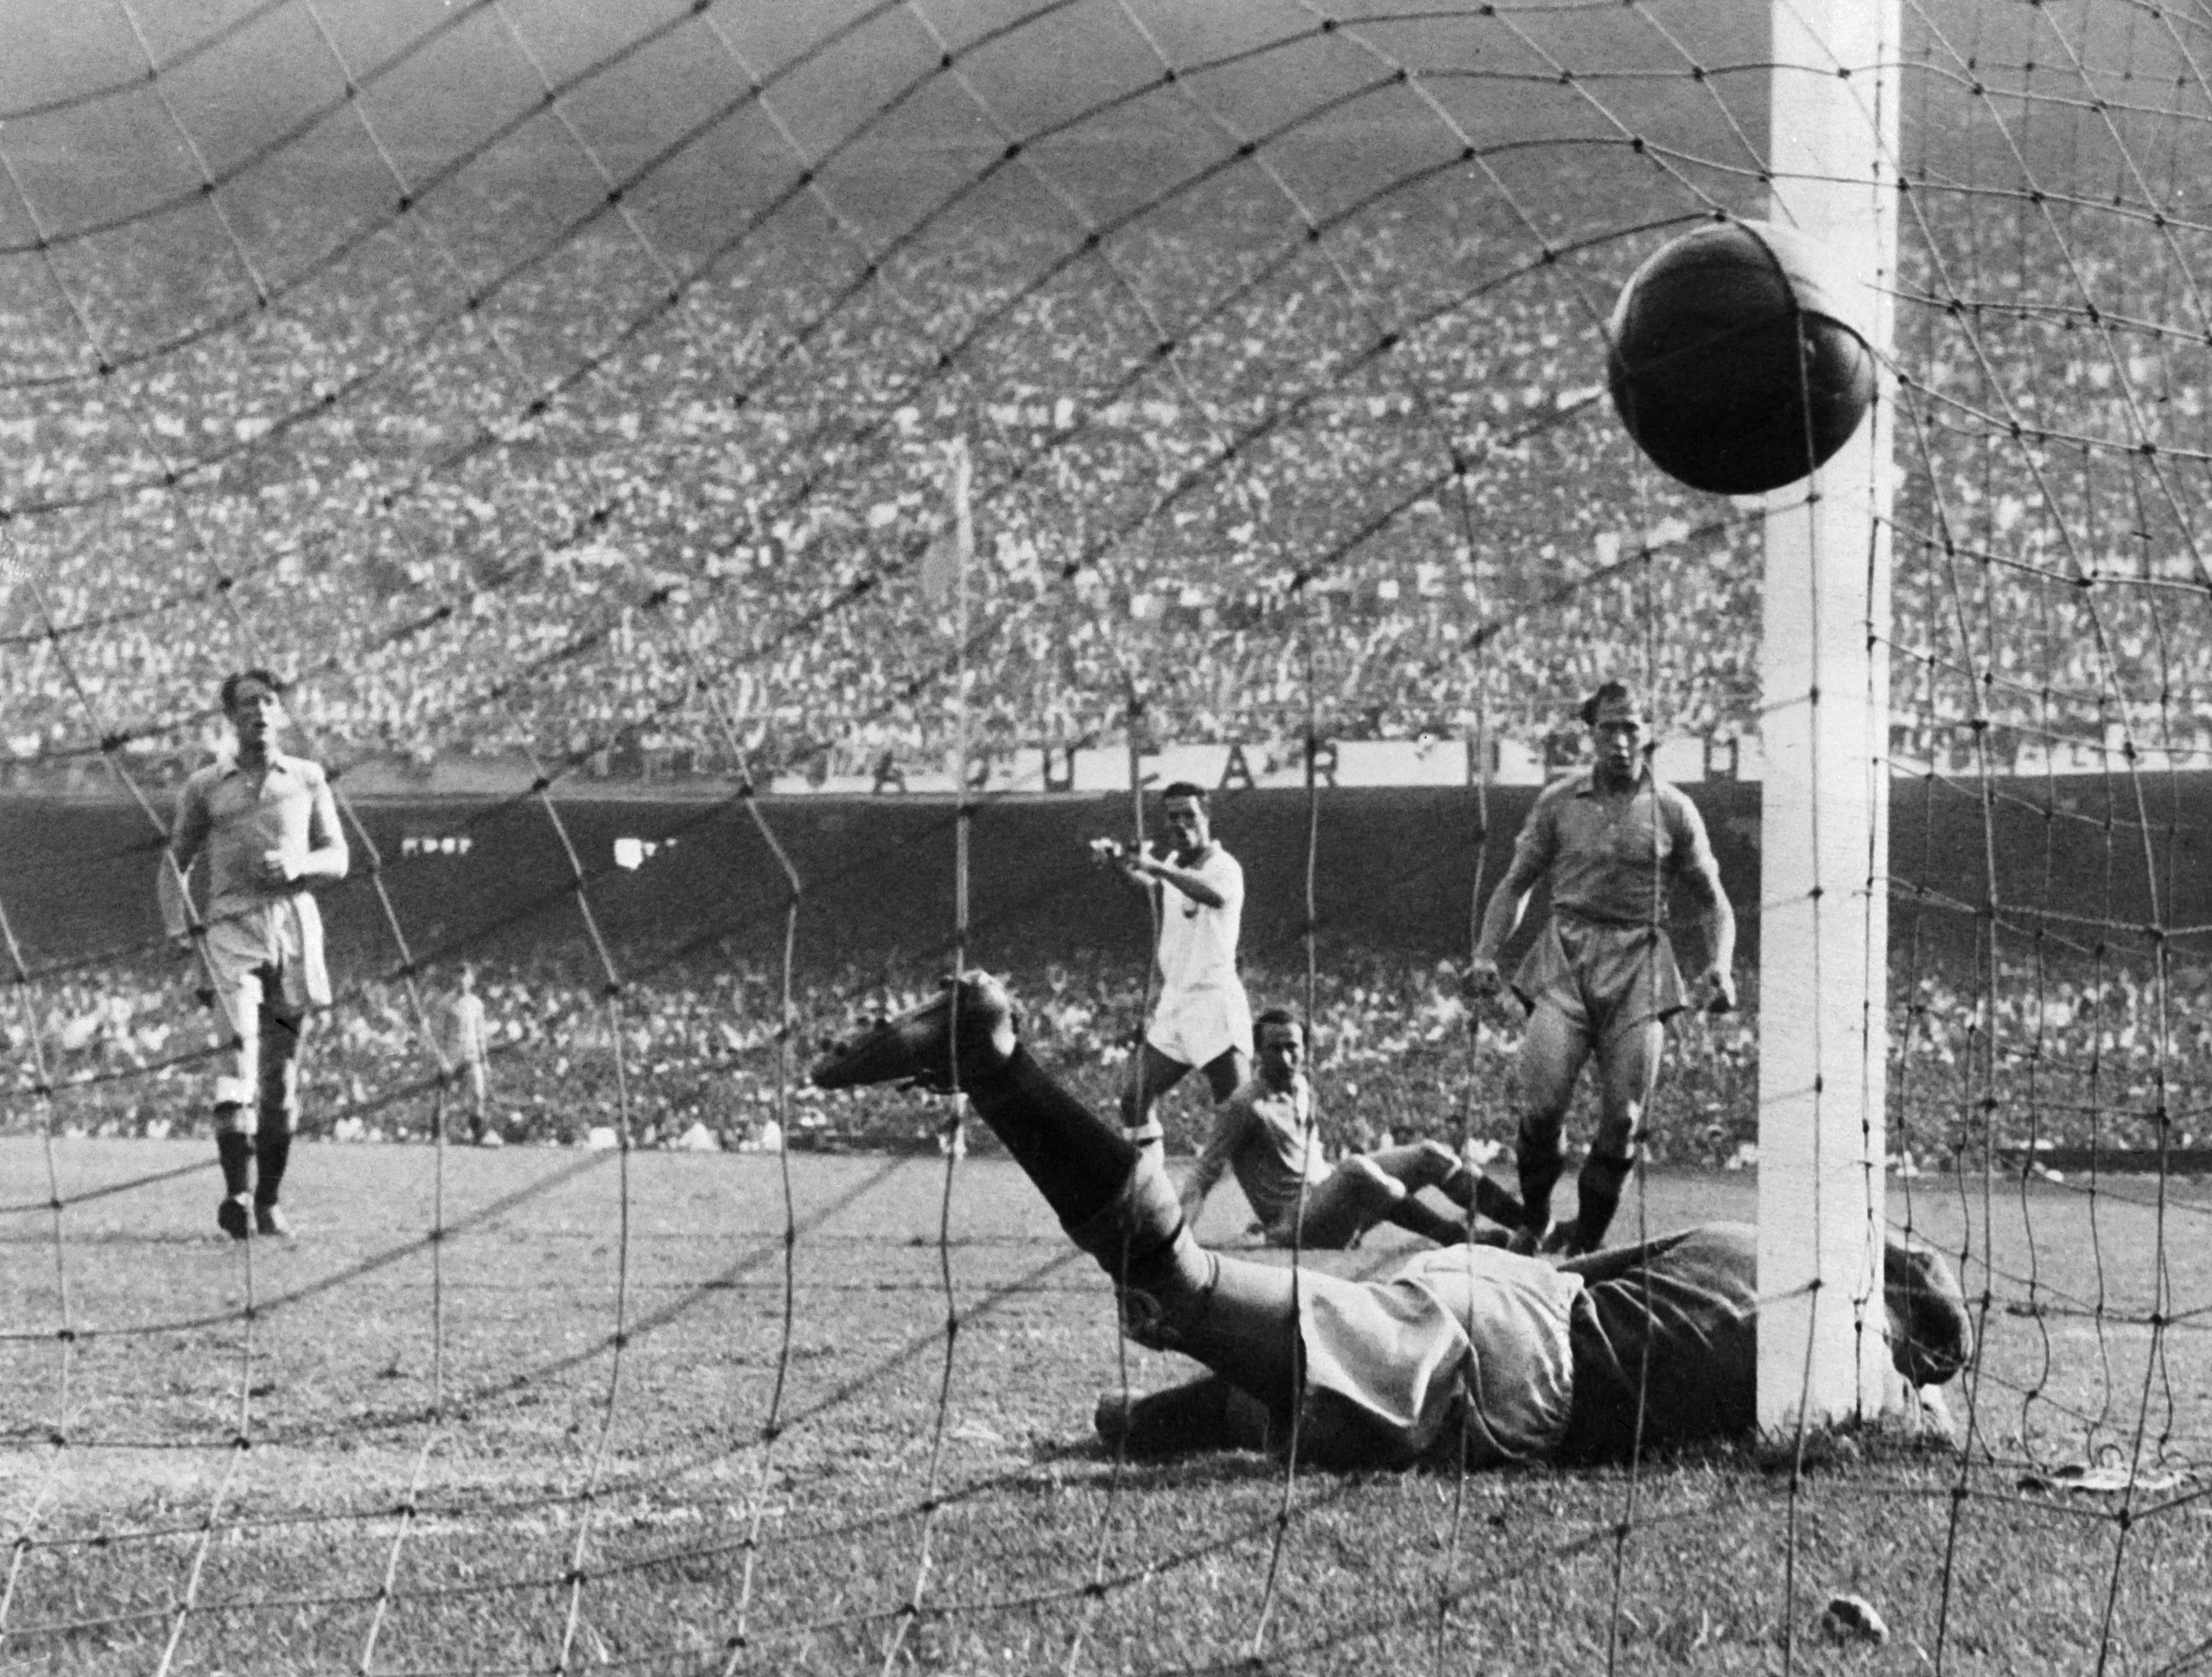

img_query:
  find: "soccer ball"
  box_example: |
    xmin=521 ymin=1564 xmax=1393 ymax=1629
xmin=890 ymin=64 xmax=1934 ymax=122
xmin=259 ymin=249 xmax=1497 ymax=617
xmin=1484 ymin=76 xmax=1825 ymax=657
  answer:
xmin=1605 ymin=218 xmax=1876 ymax=495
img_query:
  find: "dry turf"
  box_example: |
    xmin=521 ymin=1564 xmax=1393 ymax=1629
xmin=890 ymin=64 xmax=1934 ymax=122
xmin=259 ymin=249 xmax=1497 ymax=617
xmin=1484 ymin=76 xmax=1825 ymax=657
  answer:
xmin=2 ymin=1134 xmax=2208 ymax=1675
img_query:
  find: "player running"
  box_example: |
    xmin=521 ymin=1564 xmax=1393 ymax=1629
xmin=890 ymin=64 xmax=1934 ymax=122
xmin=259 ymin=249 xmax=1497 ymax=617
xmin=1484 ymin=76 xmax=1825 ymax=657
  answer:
xmin=1184 ymin=1008 xmax=1525 ymax=1248
xmin=160 ymin=669 xmax=350 ymax=1240
xmin=1467 ymin=681 xmax=1736 ymax=1257
xmin=812 ymin=974 xmax=1969 ymax=1468
xmin=1092 ymin=782 xmax=1253 ymax=1154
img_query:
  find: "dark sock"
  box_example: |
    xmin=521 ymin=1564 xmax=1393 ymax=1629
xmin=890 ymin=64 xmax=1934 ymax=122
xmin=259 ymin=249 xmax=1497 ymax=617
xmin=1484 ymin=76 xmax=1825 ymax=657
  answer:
xmin=254 ymin=1131 xmax=293 ymax=1207
xmin=1573 ymin=1152 xmax=1635 ymax=1250
xmin=1516 ymin=1129 xmax=1564 ymax=1237
xmin=216 ymin=1129 xmax=253 ymax=1198
xmin=1452 ymin=1167 xmax=1526 ymax=1228
xmin=964 ymin=1047 xmax=1138 ymax=1229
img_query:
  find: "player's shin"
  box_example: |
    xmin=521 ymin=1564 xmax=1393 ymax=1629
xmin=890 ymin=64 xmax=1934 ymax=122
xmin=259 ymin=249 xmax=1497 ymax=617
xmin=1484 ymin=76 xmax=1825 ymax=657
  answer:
xmin=215 ymin=1122 xmax=253 ymax=1198
xmin=960 ymin=1047 xmax=1141 ymax=1228
xmin=254 ymin=1129 xmax=292 ymax=1207
xmin=1441 ymin=1159 xmax=1527 ymax=1229
xmin=1515 ymin=1117 xmax=1566 ymax=1242
xmin=1571 ymin=1147 xmax=1636 ymax=1252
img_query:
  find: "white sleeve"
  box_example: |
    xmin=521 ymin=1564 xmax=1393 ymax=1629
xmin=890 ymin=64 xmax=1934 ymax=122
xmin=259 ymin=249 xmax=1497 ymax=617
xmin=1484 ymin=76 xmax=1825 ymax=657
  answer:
xmin=1211 ymin=850 xmax=1245 ymax=907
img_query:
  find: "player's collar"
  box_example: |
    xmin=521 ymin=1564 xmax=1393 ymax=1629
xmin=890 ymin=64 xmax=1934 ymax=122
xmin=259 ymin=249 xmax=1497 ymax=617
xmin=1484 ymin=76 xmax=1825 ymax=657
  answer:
xmin=216 ymin=746 xmax=298 ymax=779
xmin=1574 ymin=762 xmax=1651 ymax=797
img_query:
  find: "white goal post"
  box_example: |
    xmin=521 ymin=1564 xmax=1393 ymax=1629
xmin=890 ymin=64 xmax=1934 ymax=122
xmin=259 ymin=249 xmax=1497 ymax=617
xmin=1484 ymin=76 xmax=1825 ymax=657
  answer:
xmin=1756 ymin=0 xmax=1903 ymax=1432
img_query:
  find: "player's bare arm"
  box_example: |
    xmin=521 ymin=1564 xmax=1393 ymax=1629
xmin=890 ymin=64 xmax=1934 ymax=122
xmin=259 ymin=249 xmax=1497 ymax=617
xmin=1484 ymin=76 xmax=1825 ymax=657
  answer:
xmin=1132 ymin=851 xmax=1226 ymax=908
xmin=157 ymin=784 xmax=212 ymax=951
xmin=284 ymin=776 xmax=351 ymax=888
xmin=1180 ymin=1098 xmax=1244 ymax=1221
xmin=1088 ymin=835 xmax=1229 ymax=908
xmin=1466 ymin=850 xmax=1548 ymax=998
xmin=1678 ymin=856 xmax=1738 ymax=1011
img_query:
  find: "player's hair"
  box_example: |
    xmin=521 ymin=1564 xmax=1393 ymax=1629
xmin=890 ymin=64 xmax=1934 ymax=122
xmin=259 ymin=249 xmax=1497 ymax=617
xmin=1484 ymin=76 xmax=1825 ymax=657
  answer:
xmin=1253 ymin=1006 xmax=1304 ymax=1041
xmin=1578 ymin=680 xmax=1648 ymax=728
xmin=219 ymin=667 xmax=287 ymax=714
xmin=1160 ymin=780 xmax=1208 ymax=803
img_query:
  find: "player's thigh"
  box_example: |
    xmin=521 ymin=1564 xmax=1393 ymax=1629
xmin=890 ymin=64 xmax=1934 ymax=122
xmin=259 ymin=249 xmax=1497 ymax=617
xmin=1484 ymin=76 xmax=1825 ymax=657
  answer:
xmin=258 ymin=997 xmax=312 ymax=1064
xmin=1284 ymin=1167 xmax=1381 ymax=1250
xmin=1184 ymin=1250 xmax=1302 ymax=1408
xmin=1594 ymin=1019 xmax=1667 ymax=1135
xmin=208 ymin=961 xmax=264 ymax=1051
xmin=1126 ymin=1042 xmax=1190 ymax=1105
xmin=1363 ymin=1139 xmax=1458 ymax=1192
xmin=1517 ymin=1004 xmax=1592 ymax=1120
xmin=1197 ymin=1046 xmax=1248 ymax=1103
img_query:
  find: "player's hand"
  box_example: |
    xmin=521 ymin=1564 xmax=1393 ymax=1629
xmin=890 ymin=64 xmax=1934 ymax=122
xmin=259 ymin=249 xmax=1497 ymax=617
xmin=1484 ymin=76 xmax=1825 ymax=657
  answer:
xmin=1461 ymin=956 xmax=1504 ymax=1003
xmin=259 ymin=848 xmax=295 ymax=888
xmin=1086 ymin=836 xmax=1126 ymax=868
xmin=1698 ymin=968 xmax=1738 ymax=1014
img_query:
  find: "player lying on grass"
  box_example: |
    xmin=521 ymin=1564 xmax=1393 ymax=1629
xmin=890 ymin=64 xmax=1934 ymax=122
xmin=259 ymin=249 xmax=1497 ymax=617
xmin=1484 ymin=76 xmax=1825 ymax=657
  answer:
xmin=813 ymin=974 xmax=1971 ymax=1469
xmin=1184 ymin=1007 xmax=1526 ymax=1249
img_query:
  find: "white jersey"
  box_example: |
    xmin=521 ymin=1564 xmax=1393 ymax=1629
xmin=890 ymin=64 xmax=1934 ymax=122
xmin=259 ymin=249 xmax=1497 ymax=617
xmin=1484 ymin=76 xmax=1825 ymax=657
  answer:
xmin=450 ymin=992 xmax=489 ymax=1061
xmin=1152 ymin=842 xmax=1244 ymax=1003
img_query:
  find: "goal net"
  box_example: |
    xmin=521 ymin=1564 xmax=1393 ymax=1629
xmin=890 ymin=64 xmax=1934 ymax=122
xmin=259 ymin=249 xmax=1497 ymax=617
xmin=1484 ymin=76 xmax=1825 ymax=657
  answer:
xmin=2 ymin=1 xmax=2205 ymax=1671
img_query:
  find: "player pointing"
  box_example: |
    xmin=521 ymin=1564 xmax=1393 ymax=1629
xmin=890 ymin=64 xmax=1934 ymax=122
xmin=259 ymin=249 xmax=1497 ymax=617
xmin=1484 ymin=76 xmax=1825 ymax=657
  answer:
xmin=1092 ymin=782 xmax=1253 ymax=1154
xmin=1467 ymin=681 xmax=1736 ymax=1257
xmin=160 ymin=669 xmax=350 ymax=1240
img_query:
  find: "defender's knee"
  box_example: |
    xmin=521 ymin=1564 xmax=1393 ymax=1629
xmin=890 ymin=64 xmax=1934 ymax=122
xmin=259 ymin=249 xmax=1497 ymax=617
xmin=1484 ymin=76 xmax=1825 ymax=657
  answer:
xmin=1340 ymin=1154 xmax=1405 ymax=1209
xmin=1584 ymin=1142 xmax=1637 ymax=1177
xmin=1410 ymin=1138 xmax=1461 ymax=1184
xmin=1518 ymin=1114 xmax=1567 ymax=1162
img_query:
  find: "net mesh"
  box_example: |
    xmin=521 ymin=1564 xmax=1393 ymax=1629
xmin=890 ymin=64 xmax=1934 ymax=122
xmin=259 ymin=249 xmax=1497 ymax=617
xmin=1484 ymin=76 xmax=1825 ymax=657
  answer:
xmin=2 ymin=1 xmax=2208 ymax=1672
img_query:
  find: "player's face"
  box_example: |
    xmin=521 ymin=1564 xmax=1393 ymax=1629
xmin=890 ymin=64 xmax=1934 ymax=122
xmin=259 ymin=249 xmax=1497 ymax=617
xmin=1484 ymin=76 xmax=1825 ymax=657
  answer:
xmin=1588 ymin=702 xmax=1645 ymax=778
xmin=1161 ymin=795 xmax=1208 ymax=859
xmin=226 ymin=679 xmax=286 ymax=750
xmin=1256 ymin=1022 xmax=1303 ymax=1087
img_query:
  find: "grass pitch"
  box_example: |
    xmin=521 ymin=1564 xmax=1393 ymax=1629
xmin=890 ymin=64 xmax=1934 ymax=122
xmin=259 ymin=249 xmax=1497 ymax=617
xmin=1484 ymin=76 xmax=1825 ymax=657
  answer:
xmin=3 ymin=1134 xmax=2208 ymax=1675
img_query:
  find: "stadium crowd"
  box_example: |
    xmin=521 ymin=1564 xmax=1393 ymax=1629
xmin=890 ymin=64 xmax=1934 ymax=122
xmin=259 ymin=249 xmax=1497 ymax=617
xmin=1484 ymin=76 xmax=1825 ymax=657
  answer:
xmin=11 ymin=85 xmax=2212 ymax=1190
xmin=12 ymin=169 xmax=2212 ymax=789
xmin=9 ymin=942 xmax=2202 ymax=1165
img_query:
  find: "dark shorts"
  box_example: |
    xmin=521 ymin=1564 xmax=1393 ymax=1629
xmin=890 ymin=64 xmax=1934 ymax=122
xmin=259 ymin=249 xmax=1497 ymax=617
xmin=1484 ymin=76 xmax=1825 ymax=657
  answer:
xmin=1512 ymin=917 xmax=1684 ymax=1048
xmin=1556 ymin=1223 xmax=1759 ymax=1462
xmin=1258 ymin=1164 xmax=1377 ymax=1251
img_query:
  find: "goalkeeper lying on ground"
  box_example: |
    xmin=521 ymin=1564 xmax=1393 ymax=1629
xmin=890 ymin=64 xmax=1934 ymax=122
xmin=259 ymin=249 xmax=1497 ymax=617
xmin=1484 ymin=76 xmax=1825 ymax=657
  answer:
xmin=813 ymin=974 xmax=1972 ymax=1469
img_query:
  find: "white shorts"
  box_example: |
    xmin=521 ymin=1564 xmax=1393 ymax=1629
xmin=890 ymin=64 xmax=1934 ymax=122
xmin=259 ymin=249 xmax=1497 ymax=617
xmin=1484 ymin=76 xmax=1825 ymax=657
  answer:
xmin=1145 ymin=984 xmax=1253 ymax=1071
xmin=202 ymin=898 xmax=331 ymax=1107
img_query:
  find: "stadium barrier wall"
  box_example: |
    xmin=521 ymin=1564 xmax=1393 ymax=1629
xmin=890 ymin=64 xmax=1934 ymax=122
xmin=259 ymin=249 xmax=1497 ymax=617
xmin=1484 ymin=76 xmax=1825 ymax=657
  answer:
xmin=5 ymin=774 xmax=2206 ymax=982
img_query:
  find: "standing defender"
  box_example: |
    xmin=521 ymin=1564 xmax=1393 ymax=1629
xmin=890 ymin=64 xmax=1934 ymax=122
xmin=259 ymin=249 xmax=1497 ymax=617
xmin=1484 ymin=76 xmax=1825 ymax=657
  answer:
xmin=1095 ymin=782 xmax=1253 ymax=1152
xmin=448 ymin=963 xmax=494 ymax=1144
xmin=1466 ymin=682 xmax=1736 ymax=1256
xmin=160 ymin=669 xmax=350 ymax=1240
